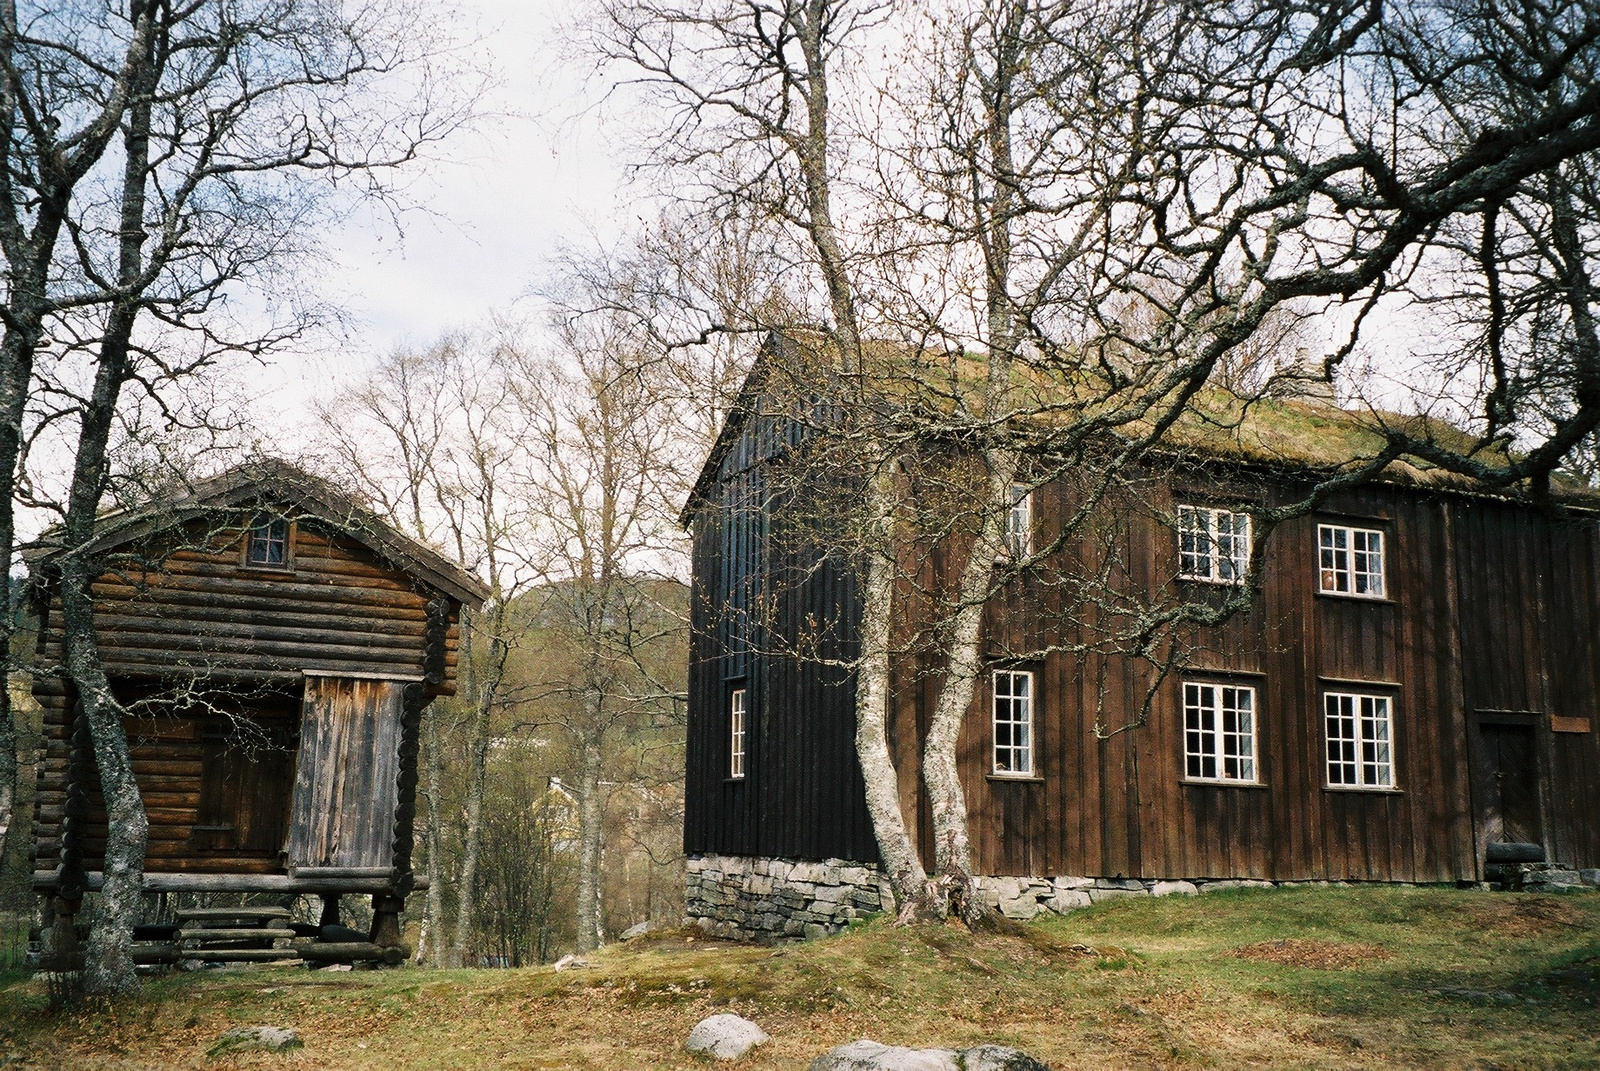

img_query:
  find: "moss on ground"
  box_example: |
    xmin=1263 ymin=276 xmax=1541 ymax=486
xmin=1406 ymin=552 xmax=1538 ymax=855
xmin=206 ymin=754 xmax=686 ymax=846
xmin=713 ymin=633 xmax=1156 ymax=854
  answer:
xmin=2 ymin=886 xmax=1596 ymax=1070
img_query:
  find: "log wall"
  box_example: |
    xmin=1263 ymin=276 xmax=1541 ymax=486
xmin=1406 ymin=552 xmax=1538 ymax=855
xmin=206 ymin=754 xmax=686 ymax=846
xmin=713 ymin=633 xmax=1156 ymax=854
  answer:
xmin=32 ymin=512 xmax=467 ymax=881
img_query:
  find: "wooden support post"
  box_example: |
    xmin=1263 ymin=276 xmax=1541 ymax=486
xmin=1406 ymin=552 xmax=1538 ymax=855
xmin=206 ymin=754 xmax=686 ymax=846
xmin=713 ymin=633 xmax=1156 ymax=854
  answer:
xmin=320 ymin=893 xmax=341 ymax=929
xmin=369 ymin=893 xmax=404 ymax=949
xmin=41 ymin=895 xmax=84 ymax=971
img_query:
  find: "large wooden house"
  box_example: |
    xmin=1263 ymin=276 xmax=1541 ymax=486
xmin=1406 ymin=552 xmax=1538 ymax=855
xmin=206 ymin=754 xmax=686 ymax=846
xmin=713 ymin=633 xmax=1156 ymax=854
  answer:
xmin=28 ymin=460 xmax=487 ymax=958
xmin=680 ymin=343 xmax=1600 ymax=937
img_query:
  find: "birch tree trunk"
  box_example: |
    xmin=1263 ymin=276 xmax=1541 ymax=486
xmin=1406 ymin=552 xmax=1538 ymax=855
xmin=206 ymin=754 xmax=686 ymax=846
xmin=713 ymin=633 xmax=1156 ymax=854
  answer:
xmin=574 ymin=729 xmax=606 ymax=952
xmin=0 ymin=0 xmax=154 ymax=873
xmin=450 ymin=610 xmax=506 ymax=968
xmin=852 ymin=465 xmax=935 ymax=919
xmin=920 ymin=2 xmax=1027 ymax=921
xmin=785 ymin=2 xmax=936 ymax=916
xmin=419 ymin=702 xmax=445 ymax=967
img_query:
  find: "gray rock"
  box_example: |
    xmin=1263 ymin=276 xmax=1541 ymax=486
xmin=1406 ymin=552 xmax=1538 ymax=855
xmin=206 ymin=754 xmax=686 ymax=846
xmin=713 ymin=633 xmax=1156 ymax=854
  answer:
xmin=1580 ymin=869 xmax=1600 ymax=887
xmin=1044 ymin=890 xmax=1091 ymax=913
xmin=1087 ymin=888 xmax=1145 ymax=902
xmin=809 ymin=1040 xmax=959 ymax=1071
xmin=960 ymin=1045 xmax=1053 ymax=1071
xmin=206 ymin=1026 xmax=302 ymax=1057
xmin=808 ymin=1041 xmax=1051 ymax=1071
xmin=686 ymin=1013 xmax=770 ymax=1060
xmin=620 ymin=920 xmax=653 ymax=941
xmin=1051 ymin=876 xmax=1095 ymax=891
xmin=998 ymin=898 xmax=1040 ymax=920
xmin=1150 ymin=881 xmax=1199 ymax=897
xmin=1201 ymin=879 xmax=1274 ymax=892
xmin=1093 ymin=877 xmax=1145 ymax=891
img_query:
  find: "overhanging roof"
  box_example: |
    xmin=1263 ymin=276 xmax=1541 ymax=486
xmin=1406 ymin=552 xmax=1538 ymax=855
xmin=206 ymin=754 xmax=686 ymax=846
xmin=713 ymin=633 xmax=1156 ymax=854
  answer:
xmin=26 ymin=458 xmax=490 ymax=608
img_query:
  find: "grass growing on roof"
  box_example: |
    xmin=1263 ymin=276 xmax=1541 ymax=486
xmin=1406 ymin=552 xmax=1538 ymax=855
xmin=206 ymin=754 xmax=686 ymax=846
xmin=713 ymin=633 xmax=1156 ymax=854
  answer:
xmin=1 ymin=886 xmax=1596 ymax=1070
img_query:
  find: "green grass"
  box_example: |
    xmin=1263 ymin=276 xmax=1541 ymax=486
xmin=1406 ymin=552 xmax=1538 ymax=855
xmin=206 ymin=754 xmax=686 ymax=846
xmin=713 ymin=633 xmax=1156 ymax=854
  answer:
xmin=2 ymin=887 xmax=1596 ymax=1070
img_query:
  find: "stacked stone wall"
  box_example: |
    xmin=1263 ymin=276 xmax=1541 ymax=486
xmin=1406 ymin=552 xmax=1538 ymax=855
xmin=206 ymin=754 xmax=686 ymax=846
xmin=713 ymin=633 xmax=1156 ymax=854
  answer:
xmin=686 ymin=856 xmax=1600 ymax=939
xmin=685 ymin=854 xmax=892 ymax=940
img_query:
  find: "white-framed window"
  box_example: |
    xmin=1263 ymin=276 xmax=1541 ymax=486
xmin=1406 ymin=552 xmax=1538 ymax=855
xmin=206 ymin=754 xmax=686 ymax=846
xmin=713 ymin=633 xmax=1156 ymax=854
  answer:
xmin=728 ymin=687 xmax=747 ymax=780
xmin=1004 ymin=485 xmax=1032 ymax=557
xmin=992 ymin=669 xmax=1034 ymax=775
xmin=1324 ymin=691 xmax=1394 ymax=788
xmin=1318 ymin=523 xmax=1385 ymax=597
xmin=1177 ymin=505 xmax=1251 ymax=583
xmin=245 ymin=515 xmax=290 ymax=569
xmin=1183 ymin=681 xmax=1257 ymax=782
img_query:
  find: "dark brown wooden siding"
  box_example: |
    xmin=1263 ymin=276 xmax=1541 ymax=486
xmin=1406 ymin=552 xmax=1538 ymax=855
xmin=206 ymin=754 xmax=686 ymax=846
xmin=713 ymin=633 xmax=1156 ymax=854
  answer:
xmin=933 ymin=480 xmax=1596 ymax=881
xmin=688 ymin=420 xmax=1600 ymax=879
xmin=684 ymin=410 xmax=878 ymax=863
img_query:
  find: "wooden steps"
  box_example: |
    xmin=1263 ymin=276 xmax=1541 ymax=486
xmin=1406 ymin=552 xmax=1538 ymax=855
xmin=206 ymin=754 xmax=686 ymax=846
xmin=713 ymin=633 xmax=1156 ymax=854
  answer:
xmin=176 ymin=906 xmax=293 ymax=922
xmin=176 ymin=928 xmax=298 ymax=941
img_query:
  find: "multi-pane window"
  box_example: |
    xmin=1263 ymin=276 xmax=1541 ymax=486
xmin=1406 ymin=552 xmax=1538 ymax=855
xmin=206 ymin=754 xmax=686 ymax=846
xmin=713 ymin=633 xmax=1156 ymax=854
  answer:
xmin=1324 ymin=692 xmax=1394 ymax=787
xmin=246 ymin=516 xmax=290 ymax=568
xmin=992 ymin=670 xmax=1034 ymax=775
xmin=1183 ymin=681 xmax=1257 ymax=782
xmin=1177 ymin=505 xmax=1251 ymax=583
xmin=1318 ymin=523 xmax=1385 ymax=597
xmin=728 ymin=687 xmax=747 ymax=780
xmin=1004 ymin=485 xmax=1033 ymax=557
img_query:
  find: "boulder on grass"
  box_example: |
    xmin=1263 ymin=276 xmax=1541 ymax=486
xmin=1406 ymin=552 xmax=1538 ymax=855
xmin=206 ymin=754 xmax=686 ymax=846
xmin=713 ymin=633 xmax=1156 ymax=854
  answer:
xmin=206 ymin=1026 xmax=302 ymax=1057
xmin=686 ymin=1013 xmax=770 ymax=1060
xmin=809 ymin=1040 xmax=1050 ymax=1071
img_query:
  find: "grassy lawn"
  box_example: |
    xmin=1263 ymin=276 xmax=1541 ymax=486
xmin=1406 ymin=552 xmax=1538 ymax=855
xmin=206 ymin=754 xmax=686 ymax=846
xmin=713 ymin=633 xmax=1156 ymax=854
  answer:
xmin=1 ymin=887 xmax=1596 ymax=1070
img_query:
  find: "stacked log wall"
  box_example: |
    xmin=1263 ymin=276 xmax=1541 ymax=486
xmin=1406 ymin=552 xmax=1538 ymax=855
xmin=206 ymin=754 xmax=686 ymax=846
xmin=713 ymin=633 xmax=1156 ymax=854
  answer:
xmin=33 ymin=514 xmax=464 ymax=879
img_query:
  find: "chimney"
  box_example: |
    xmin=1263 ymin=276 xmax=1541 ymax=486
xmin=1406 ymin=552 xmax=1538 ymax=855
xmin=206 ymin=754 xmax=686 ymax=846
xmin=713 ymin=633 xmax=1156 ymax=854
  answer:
xmin=1268 ymin=350 xmax=1337 ymax=405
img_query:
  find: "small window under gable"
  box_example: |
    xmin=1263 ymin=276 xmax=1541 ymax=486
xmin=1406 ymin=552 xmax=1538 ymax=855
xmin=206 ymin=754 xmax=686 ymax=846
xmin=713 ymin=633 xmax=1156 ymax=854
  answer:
xmin=1177 ymin=505 xmax=1251 ymax=583
xmin=245 ymin=515 xmax=291 ymax=570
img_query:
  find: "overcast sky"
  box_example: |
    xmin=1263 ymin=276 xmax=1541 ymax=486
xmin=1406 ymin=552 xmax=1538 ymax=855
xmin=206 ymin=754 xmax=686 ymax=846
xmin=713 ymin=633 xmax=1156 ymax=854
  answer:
xmin=262 ymin=1 xmax=626 ymax=410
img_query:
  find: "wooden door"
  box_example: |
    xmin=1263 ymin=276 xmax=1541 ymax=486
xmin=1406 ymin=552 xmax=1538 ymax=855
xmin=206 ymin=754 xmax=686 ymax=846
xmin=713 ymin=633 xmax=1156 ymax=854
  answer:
xmin=285 ymin=676 xmax=405 ymax=872
xmin=193 ymin=716 xmax=297 ymax=855
xmin=1473 ymin=718 xmax=1543 ymax=847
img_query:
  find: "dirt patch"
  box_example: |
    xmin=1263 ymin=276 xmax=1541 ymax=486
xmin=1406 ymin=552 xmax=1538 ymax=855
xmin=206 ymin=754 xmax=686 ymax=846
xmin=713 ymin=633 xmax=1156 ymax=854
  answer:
xmin=1230 ymin=938 xmax=1392 ymax=970
xmin=1495 ymin=896 xmax=1587 ymax=937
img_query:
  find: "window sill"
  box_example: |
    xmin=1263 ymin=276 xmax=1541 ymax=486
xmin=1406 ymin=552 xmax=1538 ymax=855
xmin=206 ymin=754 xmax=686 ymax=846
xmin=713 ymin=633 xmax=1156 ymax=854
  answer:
xmin=723 ymin=777 xmax=747 ymax=785
xmin=238 ymin=565 xmax=295 ymax=577
xmin=1322 ymin=784 xmax=1402 ymax=795
xmin=1180 ymin=778 xmax=1267 ymax=789
xmin=1314 ymin=590 xmax=1394 ymax=604
xmin=1177 ymin=574 xmax=1249 ymax=587
xmin=987 ymin=773 xmax=1044 ymax=784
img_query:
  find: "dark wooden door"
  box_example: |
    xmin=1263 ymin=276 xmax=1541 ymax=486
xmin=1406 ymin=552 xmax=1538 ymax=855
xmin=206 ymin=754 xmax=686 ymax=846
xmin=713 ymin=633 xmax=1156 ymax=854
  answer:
xmin=1474 ymin=720 xmax=1542 ymax=846
xmin=193 ymin=717 xmax=297 ymax=854
xmin=285 ymin=676 xmax=405 ymax=871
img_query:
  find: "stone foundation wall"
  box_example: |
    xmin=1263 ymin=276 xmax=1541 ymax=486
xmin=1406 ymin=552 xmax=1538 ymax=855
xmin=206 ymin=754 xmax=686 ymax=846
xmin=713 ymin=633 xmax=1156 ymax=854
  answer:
xmin=1489 ymin=863 xmax=1600 ymax=893
xmin=685 ymin=854 xmax=892 ymax=940
xmin=687 ymin=856 xmax=1600 ymax=939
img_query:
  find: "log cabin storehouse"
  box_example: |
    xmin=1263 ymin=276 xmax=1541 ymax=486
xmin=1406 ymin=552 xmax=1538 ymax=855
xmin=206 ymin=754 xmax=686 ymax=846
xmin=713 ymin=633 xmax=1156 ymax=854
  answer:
xmin=29 ymin=460 xmax=488 ymax=965
xmin=681 ymin=338 xmax=1600 ymax=939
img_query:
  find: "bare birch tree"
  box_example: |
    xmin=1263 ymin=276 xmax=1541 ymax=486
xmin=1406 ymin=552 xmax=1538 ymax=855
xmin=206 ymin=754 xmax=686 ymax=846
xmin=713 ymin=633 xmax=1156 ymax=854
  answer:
xmin=507 ymin=314 xmax=693 ymax=952
xmin=313 ymin=334 xmax=536 ymax=968
xmin=12 ymin=0 xmax=479 ymax=992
